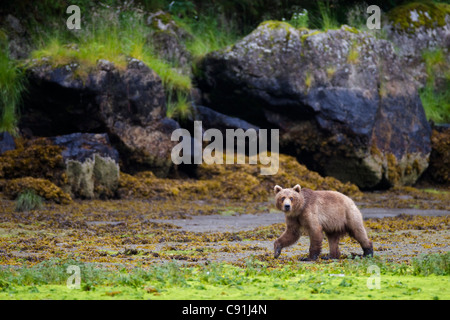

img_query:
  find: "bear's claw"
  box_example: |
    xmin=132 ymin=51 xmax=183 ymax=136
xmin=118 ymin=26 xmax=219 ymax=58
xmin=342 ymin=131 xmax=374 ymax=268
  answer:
xmin=274 ymin=246 xmax=282 ymax=259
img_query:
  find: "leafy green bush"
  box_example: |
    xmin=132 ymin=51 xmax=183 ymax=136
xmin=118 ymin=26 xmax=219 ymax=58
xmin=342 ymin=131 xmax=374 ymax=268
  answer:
xmin=317 ymin=0 xmax=339 ymax=30
xmin=288 ymin=9 xmax=309 ymax=28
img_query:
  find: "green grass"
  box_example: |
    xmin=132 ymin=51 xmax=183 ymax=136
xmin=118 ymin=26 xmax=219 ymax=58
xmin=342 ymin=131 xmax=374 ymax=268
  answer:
xmin=0 ymin=34 xmax=26 ymax=135
xmin=15 ymin=190 xmax=43 ymax=212
xmin=30 ymin=7 xmax=192 ymax=95
xmin=166 ymin=92 xmax=193 ymax=120
xmin=419 ymin=48 xmax=450 ymax=123
xmin=0 ymin=253 xmax=448 ymax=300
xmin=317 ymin=0 xmax=340 ymax=31
xmin=178 ymin=12 xmax=241 ymax=58
xmin=420 ymin=85 xmax=450 ymax=123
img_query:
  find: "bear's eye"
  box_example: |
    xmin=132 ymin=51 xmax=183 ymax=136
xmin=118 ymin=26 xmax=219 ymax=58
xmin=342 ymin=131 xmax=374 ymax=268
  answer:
xmin=281 ymin=197 xmax=286 ymax=201
xmin=290 ymin=197 xmax=293 ymax=201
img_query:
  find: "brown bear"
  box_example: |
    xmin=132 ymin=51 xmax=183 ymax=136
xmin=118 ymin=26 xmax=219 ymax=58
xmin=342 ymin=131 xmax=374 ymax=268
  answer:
xmin=273 ymin=184 xmax=373 ymax=260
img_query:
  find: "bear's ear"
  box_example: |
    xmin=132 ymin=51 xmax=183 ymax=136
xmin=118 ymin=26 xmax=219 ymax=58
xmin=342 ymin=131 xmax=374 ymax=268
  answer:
xmin=293 ymin=184 xmax=301 ymax=193
xmin=274 ymin=185 xmax=283 ymax=194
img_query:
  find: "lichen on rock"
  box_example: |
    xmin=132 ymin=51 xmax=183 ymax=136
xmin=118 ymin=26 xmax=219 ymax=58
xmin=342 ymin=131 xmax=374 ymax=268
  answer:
xmin=387 ymin=2 xmax=450 ymax=33
xmin=198 ymin=21 xmax=432 ymax=189
xmin=66 ymin=154 xmax=120 ymax=199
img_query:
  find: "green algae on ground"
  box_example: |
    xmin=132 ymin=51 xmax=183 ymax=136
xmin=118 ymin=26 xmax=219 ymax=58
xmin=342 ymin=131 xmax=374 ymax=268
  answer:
xmin=0 ymin=258 xmax=448 ymax=300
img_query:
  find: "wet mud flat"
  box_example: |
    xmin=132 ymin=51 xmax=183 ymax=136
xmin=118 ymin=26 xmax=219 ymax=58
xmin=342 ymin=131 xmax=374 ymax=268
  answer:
xmin=152 ymin=208 xmax=450 ymax=233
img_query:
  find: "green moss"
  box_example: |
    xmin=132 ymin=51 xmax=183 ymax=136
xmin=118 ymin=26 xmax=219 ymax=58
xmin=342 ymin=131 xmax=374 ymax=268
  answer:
xmin=0 ymin=257 xmax=448 ymax=300
xmin=259 ymin=20 xmax=293 ymax=31
xmin=304 ymin=71 xmax=313 ymax=91
xmin=343 ymin=25 xmax=360 ymax=34
xmin=347 ymin=44 xmax=360 ymax=64
xmin=386 ymin=153 xmax=401 ymax=186
xmin=388 ymin=2 xmax=450 ymax=33
xmin=300 ymin=30 xmax=322 ymax=45
xmin=326 ymin=66 xmax=336 ymax=79
xmin=148 ymin=11 xmax=174 ymax=31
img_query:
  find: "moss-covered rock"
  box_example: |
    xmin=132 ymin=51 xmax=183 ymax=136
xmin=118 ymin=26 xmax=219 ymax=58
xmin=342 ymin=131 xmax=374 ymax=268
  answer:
xmin=66 ymin=158 xmax=95 ymax=199
xmin=66 ymin=154 xmax=120 ymax=199
xmin=388 ymin=2 xmax=450 ymax=33
xmin=385 ymin=1 xmax=449 ymax=84
xmin=93 ymin=154 xmax=120 ymax=199
xmin=22 ymin=58 xmax=178 ymax=176
xmin=198 ymin=22 xmax=432 ymax=189
xmin=2 ymin=177 xmax=72 ymax=204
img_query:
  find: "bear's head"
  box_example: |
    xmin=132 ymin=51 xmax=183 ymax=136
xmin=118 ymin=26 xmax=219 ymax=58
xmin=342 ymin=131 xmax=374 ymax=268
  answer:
xmin=274 ymin=184 xmax=303 ymax=213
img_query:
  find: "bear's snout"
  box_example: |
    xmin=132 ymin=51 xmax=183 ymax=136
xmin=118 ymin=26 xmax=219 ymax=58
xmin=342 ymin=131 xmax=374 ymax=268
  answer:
xmin=282 ymin=198 xmax=292 ymax=212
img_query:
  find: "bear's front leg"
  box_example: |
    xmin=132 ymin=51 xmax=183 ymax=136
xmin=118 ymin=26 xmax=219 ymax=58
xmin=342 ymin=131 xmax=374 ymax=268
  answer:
xmin=273 ymin=216 xmax=301 ymax=258
xmin=274 ymin=240 xmax=283 ymax=259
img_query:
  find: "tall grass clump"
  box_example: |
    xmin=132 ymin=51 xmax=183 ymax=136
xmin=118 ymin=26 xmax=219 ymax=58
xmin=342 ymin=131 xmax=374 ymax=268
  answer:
xmin=15 ymin=189 xmax=43 ymax=212
xmin=0 ymin=34 xmax=26 ymax=135
xmin=166 ymin=92 xmax=192 ymax=120
xmin=178 ymin=12 xmax=241 ymax=58
xmin=317 ymin=0 xmax=339 ymax=30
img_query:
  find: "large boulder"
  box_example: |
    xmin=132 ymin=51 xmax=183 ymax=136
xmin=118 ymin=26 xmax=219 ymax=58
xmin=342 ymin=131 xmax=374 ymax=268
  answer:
xmin=386 ymin=2 xmax=450 ymax=59
xmin=1 ymin=14 xmax=32 ymax=60
xmin=198 ymin=22 xmax=432 ymax=188
xmin=0 ymin=132 xmax=15 ymax=155
xmin=21 ymin=58 xmax=179 ymax=176
xmin=194 ymin=105 xmax=259 ymax=133
xmin=385 ymin=2 xmax=450 ymax=91
xmin=50 ymin=133 xmax=120 ymax=199
xmin=146 ymin=11 xmax=192 ymax=73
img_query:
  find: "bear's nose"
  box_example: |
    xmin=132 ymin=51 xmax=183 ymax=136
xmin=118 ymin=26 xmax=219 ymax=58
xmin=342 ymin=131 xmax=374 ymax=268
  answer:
xmin=284 ymin=204 xmax=291 ymax=211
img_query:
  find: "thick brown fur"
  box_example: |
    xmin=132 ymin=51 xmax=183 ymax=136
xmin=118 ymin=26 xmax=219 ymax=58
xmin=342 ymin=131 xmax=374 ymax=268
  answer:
xmin=273 ymin=184 xmax=373 ymax=260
